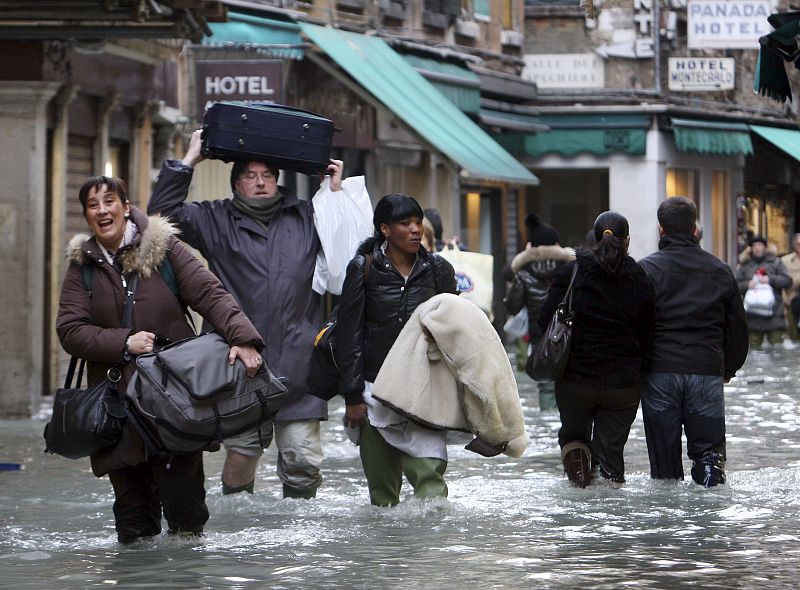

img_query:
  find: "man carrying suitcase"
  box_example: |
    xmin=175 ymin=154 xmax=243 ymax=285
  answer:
xmin=148 ymin=130 xmax=342 ymax=499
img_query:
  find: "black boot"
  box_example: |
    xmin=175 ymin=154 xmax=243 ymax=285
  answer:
xmin=691 ymin=450 xmax=726 ymax=488
xmin=562 ymin=444 xmax=592 ymax=488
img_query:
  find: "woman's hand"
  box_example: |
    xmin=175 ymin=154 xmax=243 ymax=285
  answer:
xmin=321 ymin=158 xmax=344 ymax=192
xmin=229 ymin=345 xmax=263 ymax=378
xmin=344 ymin=403 xmax=367 ymax=428
xmin=181 ymin=129 xmax=206 ymax=168
xmin=126 ymin=331 xmax=156 ymax=355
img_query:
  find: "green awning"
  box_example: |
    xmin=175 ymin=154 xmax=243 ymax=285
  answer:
xmin=750 ymin=124 xmax=800 ymax=161
xmin=672 ymin=118 xmax=753 ymax=155
xmin=494 ymin=113 xmax=650 ymax=158
xmin=479 ymin=109 xmax=549 ymax=132
xmin=400 ymin=54 xmax=481 ymax=114
xmin=204 ymin=13 xmax=306 ymax=60
xmin=300 ymin=24 xmax=538 ymax=185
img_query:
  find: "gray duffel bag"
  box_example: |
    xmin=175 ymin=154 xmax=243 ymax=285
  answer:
xmin=125 ymin=332 xmax=287 ymax=455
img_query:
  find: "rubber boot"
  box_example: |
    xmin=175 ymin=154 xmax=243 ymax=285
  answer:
xmin=691 ymin=450 xmax=726 ymax=488
xmin=561 ymin=441 xmax=592 ymax=488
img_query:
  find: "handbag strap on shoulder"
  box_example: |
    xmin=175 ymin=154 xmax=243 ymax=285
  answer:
xmin=562 ymin=262 xmax=579 ymax=313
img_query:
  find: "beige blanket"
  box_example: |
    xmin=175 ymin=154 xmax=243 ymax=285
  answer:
xmin=372 ymin=294 xmax=528 ymax=458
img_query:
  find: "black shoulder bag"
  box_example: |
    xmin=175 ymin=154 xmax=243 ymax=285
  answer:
xmin=526 ymin=263 xmax=579 ymax=381
xmin=44 ymin=272 xmax=138 ymax=459
xmin=307 ymin=254 xmax=373 ymax=401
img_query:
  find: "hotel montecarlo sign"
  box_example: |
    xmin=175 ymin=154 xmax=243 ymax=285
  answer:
xmin=196 ymin=60 xmax=283 ymax=112
xmin=522 ymin=54 xmax=605 ymax=89
xmin=687 ymin=0 xmax=772 ymax=49
xmin=668 ymin=57 xmax=735 ymax=91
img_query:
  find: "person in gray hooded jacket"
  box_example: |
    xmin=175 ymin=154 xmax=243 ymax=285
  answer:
xmin=504 ymin=213 xmax=574 ymax=410
xmin=148 ymin=130 xmax=345 ymax=499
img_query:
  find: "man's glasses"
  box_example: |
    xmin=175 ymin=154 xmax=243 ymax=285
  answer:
xmin=239 ymin=172 xmax=275 ymax=183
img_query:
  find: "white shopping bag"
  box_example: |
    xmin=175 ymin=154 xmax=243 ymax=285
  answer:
xmin=743 ymin=275 xmax=775 ymax=317
xmin=312 ymin=175 xmax=373 ymax=295
xmin=438 ymin=244 xmax=494 ymax=318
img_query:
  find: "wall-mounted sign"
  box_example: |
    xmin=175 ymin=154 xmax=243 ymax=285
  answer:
xmin=196 ymin=60 xmax=282 ymax=114
xmin=522 ymin=54 xmax=605 ymax=89
xmin=687 ymin=0 xmax=771 ymax=49
xmin=668 ymin=57 xmax=735 ymax=91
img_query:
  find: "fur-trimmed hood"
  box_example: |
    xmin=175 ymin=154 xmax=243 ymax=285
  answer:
xmin=65 ymin=207 xmax=179 ymax=278
xmin=738 ymin=243 xmax=778 ymax=265
xmin=511 ymin=243 xmax=575 ymax=273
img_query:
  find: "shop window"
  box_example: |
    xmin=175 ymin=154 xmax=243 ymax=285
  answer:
xmin=461 ymin=191 xmax=493 ymax=253
xmin=738 ymin=187 xmax=793 ymax=255
xmin=710 ymin=170 xmax=729 ymax=261
xmin=666 ymin=168 xmax=699 ymax=202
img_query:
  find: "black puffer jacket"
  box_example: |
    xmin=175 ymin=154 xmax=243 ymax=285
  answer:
xmin=505 ymin=244 xmax=575 ymax=337
xmin=539 ymin=250 xmax=655 ymax=390
xmin=336 ymin=239 xmax=458 ymax=405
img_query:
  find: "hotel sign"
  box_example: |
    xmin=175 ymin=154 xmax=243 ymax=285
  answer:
xmin=668 ymin=57 xmax=735 ymax=91
xmin=196 ymin=60 xmax=283 ymax=113
xmin=687 ymin=0 xmax=771 ymax=49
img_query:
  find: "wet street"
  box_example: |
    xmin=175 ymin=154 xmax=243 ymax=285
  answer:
xmin=1 ymin=347 xmax=800 ymax=589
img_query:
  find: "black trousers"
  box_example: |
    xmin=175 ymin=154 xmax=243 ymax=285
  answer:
xmin=108 ymin=450 xmax=208 ymax=542
xmin=555 ymin=380 xmax=641 ymax=480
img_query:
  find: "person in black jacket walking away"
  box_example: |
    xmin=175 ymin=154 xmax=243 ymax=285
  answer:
xmin=539 ymin=212 xmax=655 ymax=487
xmin=639 ymin=196 xmax=749 ymax=487
xmin=336 ymin=194 xmax=458 ymax=506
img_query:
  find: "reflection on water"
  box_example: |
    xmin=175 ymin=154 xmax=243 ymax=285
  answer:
xmin=1 ymin=349 xmax=800 ymax=589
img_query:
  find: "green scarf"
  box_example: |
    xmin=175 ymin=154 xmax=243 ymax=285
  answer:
xmin=231 ymin=191 xmax=284 ymax=229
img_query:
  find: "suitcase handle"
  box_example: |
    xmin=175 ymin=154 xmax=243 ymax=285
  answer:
xmin=240 ymin=102 xmax=329 ymax=120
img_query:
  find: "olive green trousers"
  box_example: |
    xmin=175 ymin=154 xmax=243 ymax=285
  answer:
xmin=359 ymin=423 xmax=448 ymax=507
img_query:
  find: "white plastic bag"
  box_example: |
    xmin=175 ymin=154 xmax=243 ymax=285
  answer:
xmin=312 ymin=175 xmax=373 ymax=295
xmin=743 ymin=275 xmax=775 ymax=317
xmin=503 ymin=308 xmax=529 ymax=339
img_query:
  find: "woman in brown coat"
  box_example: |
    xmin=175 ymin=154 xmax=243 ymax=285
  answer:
xmin=56 ymin=176 xmax=264 ymax=544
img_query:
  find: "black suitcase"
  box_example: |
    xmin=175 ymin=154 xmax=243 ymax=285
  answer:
xmin=202 ymin=101 xmax=334 ymax=175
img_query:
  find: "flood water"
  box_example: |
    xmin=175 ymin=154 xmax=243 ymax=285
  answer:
xmin=2 ymin=348 xmax=800 ymax=589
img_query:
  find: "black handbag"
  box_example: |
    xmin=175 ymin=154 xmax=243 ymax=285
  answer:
xmin=43 ymin=273 xmax=138 ymax=459
xmin=43 ymin=359 xmax=127 ymax=459
xmin=526 ymin=263 xmax=579 ymax=381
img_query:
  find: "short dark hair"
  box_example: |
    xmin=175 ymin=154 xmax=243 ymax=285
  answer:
xmin=230 ymin=160 xmax=280 ymax=192
xmin=374 ymin=193 xmax=424 ymax=236
xmin=78 ymin=176 xmax=128 ymax=214
xmin=658 ymin=196 xmax=697 ymax=236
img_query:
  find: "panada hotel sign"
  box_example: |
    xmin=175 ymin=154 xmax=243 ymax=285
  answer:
xmin=687 ymin=0 xmax=773 ymax=49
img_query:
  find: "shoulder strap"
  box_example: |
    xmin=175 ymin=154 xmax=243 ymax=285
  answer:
xmin=363 ymin=253 xmax=372 ymax=284
xmin=158 ymin=256 xmax=179 ymax=296
xmin=562 ymin=262 xmax=579 ymax=313
xmin=81 ymin=264 xmax=93 ymax=292
xmin=430 ymin=253 xmax=440 ymax=294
